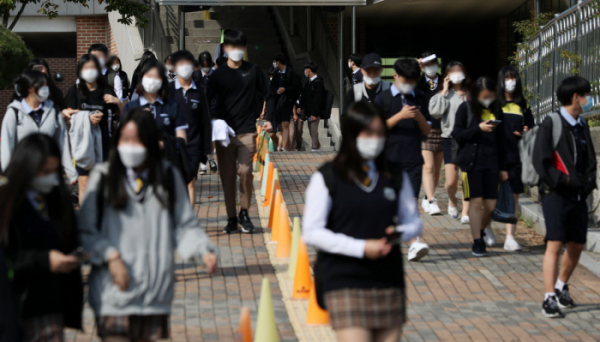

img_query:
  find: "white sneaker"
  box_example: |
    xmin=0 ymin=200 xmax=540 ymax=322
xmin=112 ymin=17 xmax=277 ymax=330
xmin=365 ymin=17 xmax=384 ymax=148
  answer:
xmin=311 ymin=148 xmax=322 ymax=152
xmin=448 ymin=206 xmax=459 ymax=219
xmin=408 ymin=240 xmax=429 ymax=262
xmin=421 ymin=198 xmax=430 ymax=213
xmin=504 ymin=236 xmax=522 ymax=251
xmin=482 ymin=225 xmax=496 ymax=247
xmin=461 ymin=216 xmax=470 ymax=224
xmin=198 ymin=163 xmax=207 ymax=176
xmin=428 ymin=198 xmax=441 ymax=216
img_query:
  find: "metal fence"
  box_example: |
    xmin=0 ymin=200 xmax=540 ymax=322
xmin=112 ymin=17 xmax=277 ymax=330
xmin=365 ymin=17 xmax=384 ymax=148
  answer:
xmin=520 ymin=0 xmax=600 ymax=122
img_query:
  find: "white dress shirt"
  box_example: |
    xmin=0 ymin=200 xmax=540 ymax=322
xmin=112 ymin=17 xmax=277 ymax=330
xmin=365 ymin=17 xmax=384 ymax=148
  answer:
xmin=310 ymin=74 xmax=318 ymax=82
xmin=559 ymin=106 xmax=584 ymax=126
xmin=302 ymin=162 xmax=423 ymax=259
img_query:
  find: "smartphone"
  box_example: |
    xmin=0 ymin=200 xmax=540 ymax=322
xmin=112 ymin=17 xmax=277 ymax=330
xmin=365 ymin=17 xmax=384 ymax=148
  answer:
xmin=386 ymin=231 xmax=402 ymax=246
xmin=489 ymin=120 xmax=502 ymax=125
xmin=69 ymin=246 xmax=84 ymax=258
xmin=32 ymin=65 xmax=44 ymax=72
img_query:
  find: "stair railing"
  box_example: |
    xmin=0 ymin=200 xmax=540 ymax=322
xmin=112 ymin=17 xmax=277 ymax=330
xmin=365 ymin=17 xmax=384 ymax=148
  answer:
xmin=137 ymin=0 xmax=172 ymax=61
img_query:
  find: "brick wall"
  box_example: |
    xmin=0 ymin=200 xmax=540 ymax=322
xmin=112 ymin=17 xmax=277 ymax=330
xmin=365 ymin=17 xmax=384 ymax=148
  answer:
xmin=76 ymin=16 xmax=108 ymax=58
xmin=107 ymin=20 xmax=118 ymax=56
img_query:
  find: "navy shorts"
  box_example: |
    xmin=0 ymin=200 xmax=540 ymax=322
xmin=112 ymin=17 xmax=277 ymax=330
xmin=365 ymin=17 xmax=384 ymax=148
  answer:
xmin=76 ymin=166 xmax=90 ymax=176
xmin=507 ymin=163 xmax=525 ymax=194
xmin=398 ymin=163 xmax=423 ymax=199
xmin=542 ymin=194 xmax=588 ymax=244
xmin=443 ymin=138 xmax=455 ymax=165
xmin=462 ymin=169 xmax=499 ymax=200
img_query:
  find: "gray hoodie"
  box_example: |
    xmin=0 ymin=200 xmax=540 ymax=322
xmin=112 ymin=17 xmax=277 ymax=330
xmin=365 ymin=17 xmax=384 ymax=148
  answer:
xmin=1 ymin=100 xmax=77 ymax=182
xmin=78 ymin=161 xmax=218 ymax=316
xmin=69 ymin=110 xmax=103 ymax=170
xmin=428 ymin=89 xmax=468 ymax=138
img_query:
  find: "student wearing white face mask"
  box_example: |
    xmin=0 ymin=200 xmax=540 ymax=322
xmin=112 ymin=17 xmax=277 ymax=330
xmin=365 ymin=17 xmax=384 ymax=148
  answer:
xmin=0 ymin=134 xmax=83 ymax=342
xmin=429 ymin=61 xmax=471 ymax=222
xmin=348 ymin=53 xmax=364 ymax=85
xmin=452 ymin=77 xmax=508 ymax=257
xmin=343 ymin=53 xmax=391 ymax=109
xmin=106 ymin=55 xmax=131 ymax=103
xmin=303 ymin=102 xmax=422 ymax=342
xmin=1 ymin=70 xmax=77 ymax=184
xmin=79 ymin=108 xmax=217 ymax=341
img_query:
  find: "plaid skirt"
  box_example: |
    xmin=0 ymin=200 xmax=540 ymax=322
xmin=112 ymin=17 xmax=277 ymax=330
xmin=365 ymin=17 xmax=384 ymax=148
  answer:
xmin=21 ymin=313 xmax=64 ymax=342
xmin=96 ymin=315 xmax=170 ymax=339
xmin=422 ymin=128 xmax=444 ymax=152
xmin=324 ymin=288 xmax=406 ymax=330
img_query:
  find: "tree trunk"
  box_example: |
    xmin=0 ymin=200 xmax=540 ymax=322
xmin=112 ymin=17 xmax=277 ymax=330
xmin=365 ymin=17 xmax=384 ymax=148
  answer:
xmin=2 ymin=10 xmax=9 ymax=29
xmin=8 ymin=1 xmax=27 ymax=31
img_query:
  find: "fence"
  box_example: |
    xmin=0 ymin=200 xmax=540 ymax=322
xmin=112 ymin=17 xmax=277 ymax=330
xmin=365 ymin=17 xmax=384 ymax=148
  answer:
xmin=520 ymin=0 xmax=600 ymax=122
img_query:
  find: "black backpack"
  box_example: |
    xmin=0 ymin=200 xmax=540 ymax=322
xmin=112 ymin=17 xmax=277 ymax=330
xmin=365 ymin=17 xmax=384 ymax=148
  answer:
xmin=321 ymin=89 xmax=334 ymax=120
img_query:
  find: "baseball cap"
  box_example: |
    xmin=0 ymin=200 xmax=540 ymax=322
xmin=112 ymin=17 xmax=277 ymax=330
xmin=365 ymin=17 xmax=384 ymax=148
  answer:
xmin=361 ymin=53 xmax=383 ymax=69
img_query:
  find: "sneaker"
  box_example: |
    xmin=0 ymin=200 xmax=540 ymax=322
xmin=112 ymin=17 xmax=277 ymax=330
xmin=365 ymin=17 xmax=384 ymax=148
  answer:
xmin=556 ymin=284 xmax=575 ymax=308
xmin=223 ymin=217 xmax=238 ymax=234
xmin=421 ymin=198 xmax=430 ymax=213
xmin=311 ymin=148 xmax=322 ymax=152
xmin=461 ymin=216 xmax=470 ymax=224
xmin=408 ymin=240 xmax=429 ymax=262
xmin=238 ymin=209 xmax=255 ymax=234
xmin=542 ymin=296 xmax=564 ymax=318
xmin=503 ymin=236 xmax=522 ymax=251
xmin=471 ymin=239 xmax=488 ymax=257
xmin=208 ymin=159 xmax=218 ymax=173
xmin=448 ymin=205 xmax=459 ymax=219
xmin=198 ymin=163 xmax=207 ymax=176
xmin=482 ymin=225 xmax=496 ymax=247
xmin=428 ymin=198 xmax=441 ymax=216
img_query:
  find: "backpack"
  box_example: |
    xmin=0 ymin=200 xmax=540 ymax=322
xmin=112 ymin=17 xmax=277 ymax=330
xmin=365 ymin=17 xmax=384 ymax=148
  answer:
xmin=519 ymin=112 xmax=562 ymax=186
xmin=450 ymin=102 xmax=474 ymax=164
xmin=321 ymin=89 xmax=334 ymax=120
xmin=353 ymin=81 xmax=391 ymax=103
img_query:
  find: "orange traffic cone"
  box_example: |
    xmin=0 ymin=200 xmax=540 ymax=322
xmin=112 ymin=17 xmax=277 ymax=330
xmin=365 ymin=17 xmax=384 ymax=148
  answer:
xmin=267 ymin=180 xmax=281 ymax=227
xmin=292 ymin=238 xmax=311 ymax=299
xmin=306 ymin=279 xmax=330 ymax=325
xmin=237 ymin=307 xmax=252 ymax=342
xmin=269 ymin=190 xmax=282 ymax=243
xmin=260 ymin=152 xmax=268 ymax=181
xmin=263 ymin=169 xmax=278 ymax=207
xmin=276 ymin=203 xmax=292 ymax=259
xmin=262 ymin=161 xmax=274 ymax=197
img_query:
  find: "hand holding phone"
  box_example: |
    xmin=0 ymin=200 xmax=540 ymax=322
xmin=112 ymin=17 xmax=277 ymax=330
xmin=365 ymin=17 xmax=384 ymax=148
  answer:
xmin=489 ymin=120 xmax=502 ymax=126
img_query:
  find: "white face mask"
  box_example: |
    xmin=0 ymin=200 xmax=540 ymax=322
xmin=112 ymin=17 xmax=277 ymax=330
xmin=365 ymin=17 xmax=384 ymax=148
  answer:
xmin=36 ymin=86 xmax=50 ymax=102
xmin=112 ymin=64 xmax=120 ymax=72
xmin=166 ymin=65 xmax=174 ymax=72
xmin=176 ymin=64 xmax=194 ymax=80
xmin=273 ymin=62 xmax=278 ymax=69
xmin=363 ymin=75 xmax=381 ymax=86
xmin=356 ymin=137 xmax=385 ymax=160
xmin=348 ymin=62 xmax=353 ymax=69
xmin=449 ymin=72 xmax=466 ymax=84
xmin=396 ymin=82 xmax=415 ymax=95
xmin=304 ymin=70 xmax=309 ymax=78
xmin=97 ymin=58 xmax=105 ymax=68
xmin=229 ymin=49 xmax=245 ymax=62
xmin=31 ymin=173 xmax=60 ymax=194
xmin=142 ymin=77 xmax=162 ymax=94
xmin=80 ymin=69 xmax=99 ymax=84
xmin=479 ymin=98 xmax=494 ymax=108
xmin=118 ymin=145 xmax=147 ymax=168
xmin=505 ymin=79 xmax=517 ymax=93
xmin=424 ymin=65 xmax=438 ymax=78
xmin=202 ymin=67 xmax=211 ymax=75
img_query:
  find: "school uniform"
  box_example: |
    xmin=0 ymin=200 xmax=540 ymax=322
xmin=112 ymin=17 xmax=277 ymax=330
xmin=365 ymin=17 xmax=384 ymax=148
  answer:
xmin=303 ymin=161 xmax=422 ymax=330
xmin=267 ymin=66 xmax=302 ymax=126
xmin=418 ymin=74 xmax=443 ymax=152
xmin=297 ymin=74 xmax=325 ymax=150
xmin=429 ymin=89 xmax=468 ymax=164
xmin=352 ymin=68 xmax=363 ymax=85
xmin=373 ymin=85 xmax=434 ymax=198
xmin=343 ymin=80 xmax=392 ymax=109
xmin=452 ymin=102 xmax=507 ymax=199
xmin=106 ymin=69 xmax=130 ymax=101
xmin=499 ymin=102 xmax=535 ymax=194
xmin=533 ymin=108 xmax=596 ymax=244
xmin=122 ymin=95 xmax=188 ymax=137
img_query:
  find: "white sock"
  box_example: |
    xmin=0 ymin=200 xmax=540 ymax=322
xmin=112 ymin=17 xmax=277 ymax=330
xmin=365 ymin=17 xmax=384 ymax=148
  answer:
xmin=545 ymin=292 xmax=556 ymax=300
xmin=555 ymin=279 xmax=566 ymax=292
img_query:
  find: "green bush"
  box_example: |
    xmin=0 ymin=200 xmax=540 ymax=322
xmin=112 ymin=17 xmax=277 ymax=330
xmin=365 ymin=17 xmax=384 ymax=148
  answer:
xmin=0 ymin=27 xmax=33 ymax=90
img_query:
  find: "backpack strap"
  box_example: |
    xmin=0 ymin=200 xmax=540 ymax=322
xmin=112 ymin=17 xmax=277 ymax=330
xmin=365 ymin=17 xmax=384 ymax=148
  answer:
xmin=353 ymin=83 xmax=363 ymax=103
xmin=549 ymin=112 xmax=563 ymax=149
xmin=12 ymin=107 xmax=20 ymax=126
xmin=382 ymin=89 xmax=393 ymax=116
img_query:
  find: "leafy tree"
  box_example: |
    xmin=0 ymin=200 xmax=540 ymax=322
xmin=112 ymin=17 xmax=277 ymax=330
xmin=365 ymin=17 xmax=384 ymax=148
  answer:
xmin=0 ymin=26 xmax=33 ymax=89
xmin=0 ymin=0 xmax=149 ymax=31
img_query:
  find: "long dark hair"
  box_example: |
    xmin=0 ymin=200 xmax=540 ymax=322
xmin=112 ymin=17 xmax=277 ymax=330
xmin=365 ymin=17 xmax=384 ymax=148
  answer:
xmin=107 ymin=108 xmax=171 ymax=210
xmin=469 ymin=76 xmax=496 ymax=118
xmin=440 ymin=61 xmax=471 ymax=96
xmin=106 ymin=55 xmax=122 ymax=72
xmin=133 ymin=51 xmax=156 ymax=80
xmin=497 ymin=65 xmax=527 ymax=109
xmin=0 ymin=134 xmax=74 ymax=246
xmin=135 ymin=59 xmax=170 ymax=100
xmin=26 ymin=58 xmax=65 ymax=108
xmin=198 ymin=51 xmax=214 ymax=68
xmin=76 ymin=54 xmax=109 ymax=103
xmin=334 ymin=101 xmax=389 ymax=182
xmin=13 ymin=70 xmax=47 ymax=100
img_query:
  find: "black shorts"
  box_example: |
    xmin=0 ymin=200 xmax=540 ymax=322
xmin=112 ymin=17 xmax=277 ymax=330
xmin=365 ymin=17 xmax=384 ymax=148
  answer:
xmin=76 ymin=166 xmax=90 ymax=176
xmin=443 ymin=138 xmax=454 ymax=164
xmin=280 ymin=105 xmax=294 ymax=123
xmin=542 ymin=194 xmax=588 ymax=244
xmin=462 ymin=169 xmax=499 ymax=200
xmin=398 ymin=163 xmax=422 ymax=199
xmin=507 ymin=163 xmax=525 ymax=194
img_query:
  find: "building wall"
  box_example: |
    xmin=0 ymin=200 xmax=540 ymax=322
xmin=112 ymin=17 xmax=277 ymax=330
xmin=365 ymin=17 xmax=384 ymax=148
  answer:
xmin=76 ymin=16 xmax=108 ymax=57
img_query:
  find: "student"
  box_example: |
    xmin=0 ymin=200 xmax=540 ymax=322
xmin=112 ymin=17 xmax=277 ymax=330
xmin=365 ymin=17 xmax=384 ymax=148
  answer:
xmin=269 ymin=53 xmax=301 ymax=152
xmin=129 ymin=51 xmax=157 ymax=96
xmin=429 ymin=61 xmax=471 ymax=222
xmin=0 ymin=134 xmax=83 ymax=341
xmin=165 ymin=55 xmax=177 ymax=83
xmin=297 ymin=62 xmax=324 ymax=152
xmin=343 ymin=53 xmax=391 ymax=109
xmin=206 ymin=30 xmax=270 ymax=234
xmin=417 ymin=52 xmax=444 ymax=216
xmin=106 ymin=55 xmax=131 ymax=102
xmin=194 ymin=51 xmax=218 ymax=174
xmin=533 ymin=76 xmax=596 ymax=318
xmin=2 ymin=70 xmax=77 ymax=183
xmin=88 ymin=44 xmax=124 ymax=102
xmin=373 ymin=58 xmax=431 ymax=262
xmin=27 ymin=58 xmax=66 ymax=110
xmin=348 ymin=53 xmax=364 ymax=85
xmin=169 ymin=50 xmax=213 ymax=205
xmin=63 ymin=54 xmax=122 ymax=201
xmin=79 ymin=108 xmax=218 ymax=341
xmin=303 ymin=101 xmax=422 ymax=342
xmin=452 ymin=76 xmax=507 ymax=257
xmin=497 ymin=65 xmax=535 ymax=251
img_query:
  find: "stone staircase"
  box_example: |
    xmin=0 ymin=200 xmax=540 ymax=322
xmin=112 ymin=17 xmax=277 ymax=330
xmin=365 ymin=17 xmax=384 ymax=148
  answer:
xmin=298 ymin=119 xmax=335 ymax=152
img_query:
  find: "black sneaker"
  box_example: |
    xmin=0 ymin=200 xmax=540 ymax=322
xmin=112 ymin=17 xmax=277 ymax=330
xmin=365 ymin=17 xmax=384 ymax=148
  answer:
xmin=542 ymin=296 xmax=564 ymax=318
xmin=223 ymin=217 xmax=238 ymax=234
xmin=472 ymin=239 xmax=488 ymax=257
xmin=238 ymin=209 xmax=255 ymax=234
xmin=555 ymin=284 xmax=575 ymax=308
xmin=208 ymin=159 xmax=218 ymax=173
